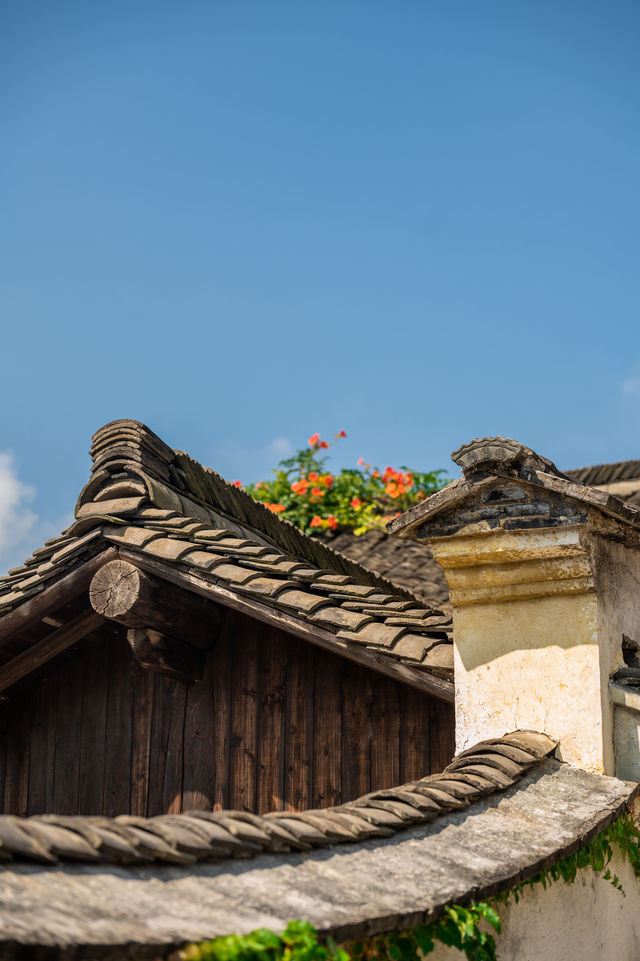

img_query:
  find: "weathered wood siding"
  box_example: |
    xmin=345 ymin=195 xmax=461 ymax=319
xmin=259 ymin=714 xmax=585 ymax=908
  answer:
xmin=0 ymin=609 xmax=454 ymax=817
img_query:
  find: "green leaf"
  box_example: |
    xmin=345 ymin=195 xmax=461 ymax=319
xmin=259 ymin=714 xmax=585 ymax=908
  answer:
xmin=479 ymin=904 xmax=501 ymax=934
xmin=412 ymin=925 xmax=435 ymax=955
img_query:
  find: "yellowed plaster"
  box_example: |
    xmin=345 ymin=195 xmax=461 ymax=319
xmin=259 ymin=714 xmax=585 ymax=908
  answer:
xmin=431 ymin=526 xmax=587 ymax=565
xmin=426 ymin=519 xmax=640 ymax=777
xmin=452 ymin=594 xmax=602 ymax=770
xmin=595 ymin=478 xmax=640 ymax=498
xmin=431 ymin=526 xmax=609 ymax=773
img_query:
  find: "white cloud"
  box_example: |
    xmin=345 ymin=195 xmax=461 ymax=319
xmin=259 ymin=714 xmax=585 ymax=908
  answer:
xmin=266 ymin=436 xmax=293 ymax=458
xmin=620 ymin=362 xmax=640 ymax=398
xmin=621 ymin=370 xmax=640 ymax=398
xmin=0 ymin=451 xmax=37 ymax=557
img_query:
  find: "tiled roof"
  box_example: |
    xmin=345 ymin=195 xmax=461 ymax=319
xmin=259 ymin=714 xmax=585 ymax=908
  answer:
xmin=0 ymin=732 xmax=554 ymax=866
xmin=567 ymin=459 xmax=640 ymax=488
xmin=566 ymin=459 xmax=640 ymax=509
xmin=328 ymin=456 xmax=640 ymax=609
xmin=324 ymin=530 xmax=450 ymax=609
xmin=389 ymin=436 xmax=640 ymax=539
xmin=0 ymin=422 xmax=453 ymax=697
xmin=87 ymin=420 xmax=417 ymax=597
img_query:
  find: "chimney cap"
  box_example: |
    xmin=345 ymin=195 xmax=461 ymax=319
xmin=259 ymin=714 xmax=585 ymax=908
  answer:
xmin=450 ymin=436 xmax=563 ymax=480
xmin=388 ymin=435 xmax=640 ymax=540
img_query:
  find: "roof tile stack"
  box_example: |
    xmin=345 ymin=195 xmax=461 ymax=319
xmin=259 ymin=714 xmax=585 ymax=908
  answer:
xmin=0 ymin=422 xmax=454 ymax=684
xmin=0 ymin=732 xmax=556 ymax=865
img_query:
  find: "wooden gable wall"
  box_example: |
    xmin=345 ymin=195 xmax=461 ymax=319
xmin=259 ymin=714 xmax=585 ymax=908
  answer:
xmin=0 ymin=607 xmax=454 ymax=817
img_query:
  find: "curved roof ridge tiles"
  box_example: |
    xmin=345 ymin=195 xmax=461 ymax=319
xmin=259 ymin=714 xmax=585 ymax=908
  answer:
xmin=389 ymin=435 xmax=640 ymax=538
xmin=0 ymin=732 xmax=557 ymax=866
xmin=88 ymin=419 xmax=417 ymax=598
xmin=0 ymin=424 xmax=455 ymax=697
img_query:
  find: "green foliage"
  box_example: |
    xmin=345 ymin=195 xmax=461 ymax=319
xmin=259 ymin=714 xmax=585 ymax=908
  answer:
xmin=242 ymin=431 xmax=448 ymax=535
xmin=171 ymin=921 xmax=349 ymax=961
xmin=170 ymin=909 xmax=500 ymax=961
xmin=609 ymin=810 xmax=640 ymax=879
xmin=505 ymin=808 xmax=640 ymax=904
xmin=345 ymin=902 xmax=500 ymax=961
xmin=170 ymin=811 xmax=640 ymax=961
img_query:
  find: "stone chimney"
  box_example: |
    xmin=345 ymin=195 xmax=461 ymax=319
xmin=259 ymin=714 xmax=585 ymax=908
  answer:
xmin=388 ymin=437 xmax=640 ymax=779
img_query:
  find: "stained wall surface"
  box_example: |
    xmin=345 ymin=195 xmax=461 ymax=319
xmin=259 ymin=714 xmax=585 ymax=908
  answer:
xmin=452 ymin=591 xmax=602 ymax=768
xmin=591 ymin=536 xmax=640 ymax=781
xmin=0 ymin=606 xmax=454 ymax=817
xmin=430 ymin=848 xmax=640 ymax=961
xmin=431 ymin=525 xmax=605 ymax=771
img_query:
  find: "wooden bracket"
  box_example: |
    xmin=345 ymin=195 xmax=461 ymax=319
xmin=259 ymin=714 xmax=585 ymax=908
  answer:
xmin=0 ymin=610 xmax=105 ymax=695
xmin=126 ymin=628 xmax=205 ymax=681
xmin=90 ymin=559 xmax=220 ymax=680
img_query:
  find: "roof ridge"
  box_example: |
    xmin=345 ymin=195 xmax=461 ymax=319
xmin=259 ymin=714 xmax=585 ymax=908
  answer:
xmin=450 ymin=436 xmax=570 ymax=482
xmin=90 ymin=420 xmax=175 ymax=481
xmin=84 ymin=420 xmax=418 ymax=600
xmin=390 ymin=436 xmax=640 ymax=539
xmin=1 ymin=424 xmax=454 ymax=697
xmin=566 ymin=459 xmax=640 ymax=487
xmin=0 ymin=732 xmax=556 ymax=866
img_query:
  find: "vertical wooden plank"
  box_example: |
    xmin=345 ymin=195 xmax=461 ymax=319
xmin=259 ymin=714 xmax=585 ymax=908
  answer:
xmin=429 ymin=699 xmax=455 ymax=774
xmin=43 ymin=667 xmax=58 ymax=811
xmin=78 ymin=632 xmax=109 ymax=813
xmin=51 ymin=655 xmax=83 ymax=814
xmin=27 ymin=673 xmax=54 ymax=815
xmin=182 ymin=650 xmax=216 ymax=811
xmin=104 ymin=628 xmax=134 ymax=816
xmin=399 ymin=685 xmax=430 ymax=784
xmin=212 ymin=612 xmax=232 ymax=810
xmin=341 ymin=660 xmax=372 ymax=803
xmin=164 ymin=676 xmax=187 ymax=815
xmin=284 ymin=635 xmax=314 ymax=811
xmin=130 ymin=663 xmax=154 ymax=817
xmin=257 ymin=625 xmax=287 ymax=814
xmin=3 ymin=692 xmax=29 ymax=815
xmin=370 ymin=673 xmax=400 ymax=792
xmin=0 ymin=697 xmax=8 ymax=813
xmin=229 ymin=631 xmax=258 ymax=812
xmin=146 ymin=672 xmax=172 ymax=817
xmin=312 ymin=648 xmax=342 ymax=808
xmin=147 ymin=673 xmax=187 ymax=816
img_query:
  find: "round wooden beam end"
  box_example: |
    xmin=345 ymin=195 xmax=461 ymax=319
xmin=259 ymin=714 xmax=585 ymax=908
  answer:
xmin=89 ymin=559 xmax=147 ymax=622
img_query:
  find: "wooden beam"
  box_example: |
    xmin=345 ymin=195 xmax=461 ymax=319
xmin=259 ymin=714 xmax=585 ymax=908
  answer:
xmin=89 ymin=559 xmax=220 ymax=651
xmin=126 ymin=627 xmax=206 ymax=681
xmin=0 ymin=548 xmax=117 ymax=651
xmin=115 ymin=548 xmax=455 ymax=704
xmin=0 ymin=610 xmax=105 ymax=695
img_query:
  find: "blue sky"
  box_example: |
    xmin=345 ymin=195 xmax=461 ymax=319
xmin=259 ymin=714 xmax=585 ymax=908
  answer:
xmin=1 ymin=1 xmax=639 ymax=571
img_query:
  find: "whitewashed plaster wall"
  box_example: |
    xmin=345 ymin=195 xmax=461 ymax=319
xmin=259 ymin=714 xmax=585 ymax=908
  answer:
xmin=589 ymin=536 xmax=640 ymax=781
xmin=429 ymin=848 xmax=640 ymax=961
xmin=430 ymin=523 xmax=640 ymax=776
xmin=430 ymin=526 xmax=607 ymax=771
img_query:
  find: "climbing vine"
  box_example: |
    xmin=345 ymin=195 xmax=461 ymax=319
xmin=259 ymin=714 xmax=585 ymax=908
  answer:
xmin=345 ymin=902 xmax=501 ymax=961
xmin=168 ymin=811 xmax=640 ymax=961
xmin=170 ymin=921 xmax=349 ymax=961
xmin=504 ymin=809 xmax=640 ymax=904
xmin=167 ymin=909 xmax=501 ymax=961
